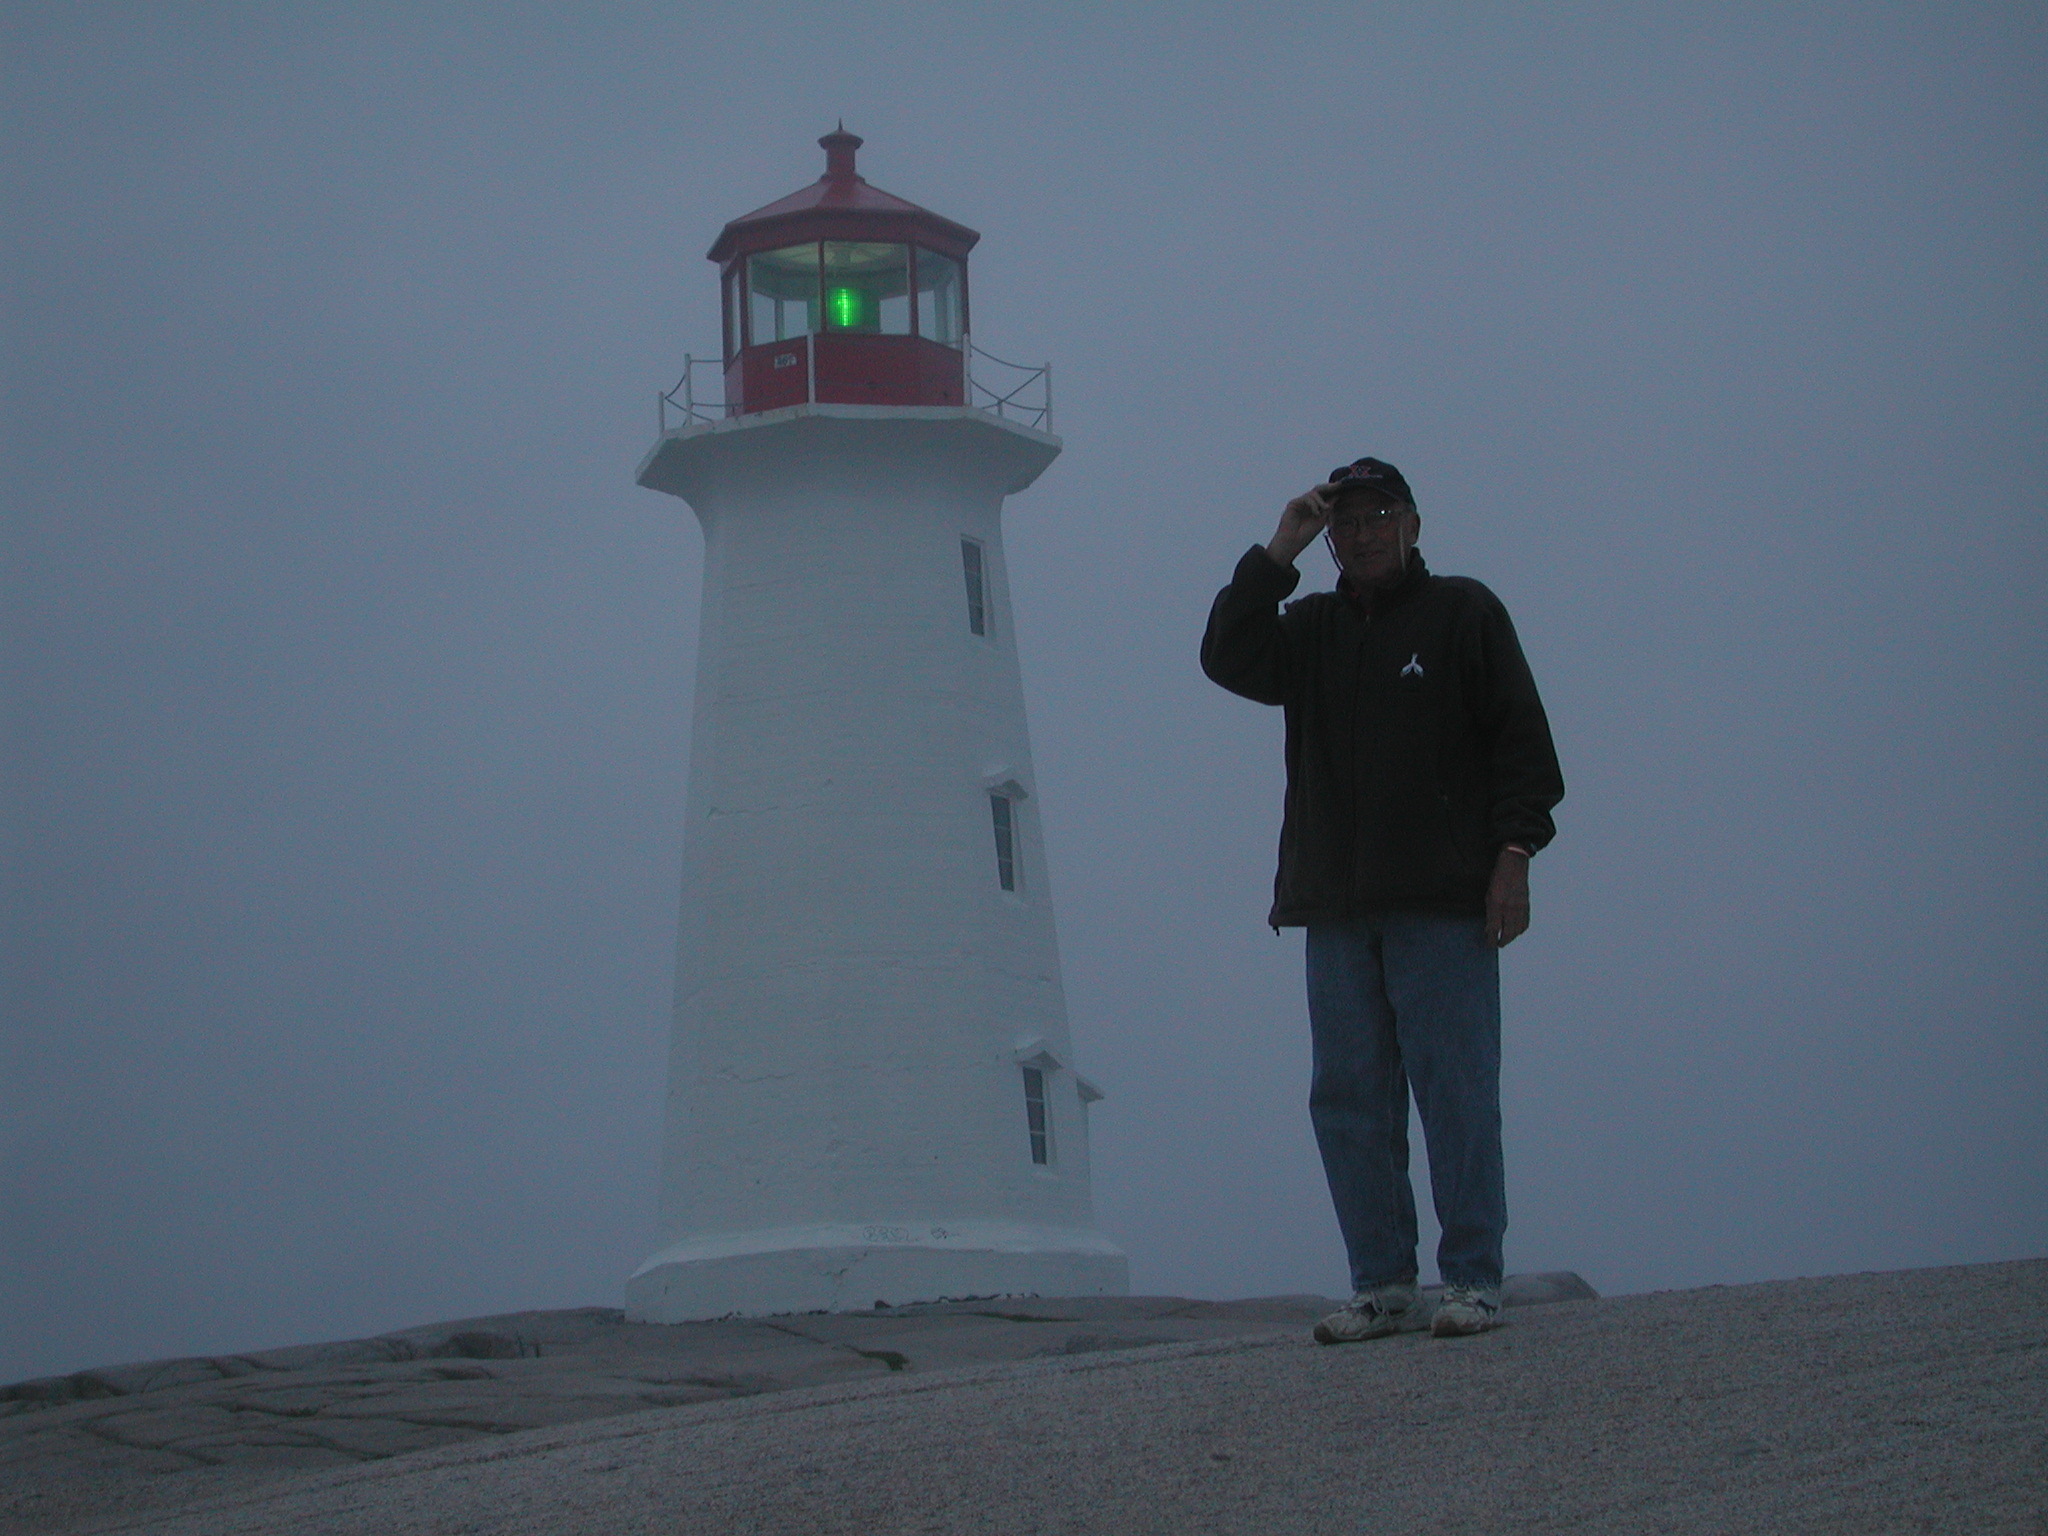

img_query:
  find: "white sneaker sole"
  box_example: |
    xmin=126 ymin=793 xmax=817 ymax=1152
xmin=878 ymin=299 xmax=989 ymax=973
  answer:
xmin=1430 ymin=1308 xmax=1502 ymax=1338
xmin=1313 ymin=1313 xmax=1412 ymax=1345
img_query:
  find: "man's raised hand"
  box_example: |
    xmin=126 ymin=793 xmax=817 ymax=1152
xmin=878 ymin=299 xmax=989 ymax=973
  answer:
xmin=1266 ymin=484 xmax=1339 ymax=568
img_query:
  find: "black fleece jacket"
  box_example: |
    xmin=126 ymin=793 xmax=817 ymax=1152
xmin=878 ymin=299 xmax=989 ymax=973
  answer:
xmin=1202 ymin=545 xmax=1563 ymax=925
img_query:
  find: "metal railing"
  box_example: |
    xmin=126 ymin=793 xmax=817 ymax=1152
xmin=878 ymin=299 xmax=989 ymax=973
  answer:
xmin=657 ymin=354 xmax=736 ymax=434
xmin=964 ymin=337 xmax=1053 ymax=433
xmin=656 ymin=337 xmax=1053 ymax=436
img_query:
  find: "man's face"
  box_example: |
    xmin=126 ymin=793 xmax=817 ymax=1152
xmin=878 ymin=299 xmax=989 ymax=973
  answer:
xmin=1326 ymin=491 xmax=1419 ymax=589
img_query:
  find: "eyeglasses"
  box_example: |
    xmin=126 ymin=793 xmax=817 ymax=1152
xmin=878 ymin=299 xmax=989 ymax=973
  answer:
xmin=1327 ymin=506 xmax=1405 ymax=536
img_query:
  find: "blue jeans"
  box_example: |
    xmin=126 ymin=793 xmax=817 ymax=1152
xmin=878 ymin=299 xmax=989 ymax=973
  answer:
xmin=1306 ymin=914 xmax=1505 ymax=1291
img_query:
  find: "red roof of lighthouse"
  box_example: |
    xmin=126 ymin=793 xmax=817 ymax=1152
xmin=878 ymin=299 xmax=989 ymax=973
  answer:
xmin=705 ymin=128 xmax=980 ymax=265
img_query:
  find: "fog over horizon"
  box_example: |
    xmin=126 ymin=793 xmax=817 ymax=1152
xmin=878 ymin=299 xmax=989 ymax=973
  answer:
xmin=5 ymin=3 xmax=2044 ymax=1384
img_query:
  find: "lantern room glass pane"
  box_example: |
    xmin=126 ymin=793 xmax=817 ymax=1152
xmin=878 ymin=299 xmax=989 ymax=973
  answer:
xmin=821 ymin=242 xmax=910 ymax=334
xmin=747 ymin=244 xmax=818 ymax=344
xmin=915 ymin=249 xmax=963 ymax=347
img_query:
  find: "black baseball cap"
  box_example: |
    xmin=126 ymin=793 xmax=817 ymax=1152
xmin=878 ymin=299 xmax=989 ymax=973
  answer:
xmin=1326 ymin=457 xmax=1414 ymax=506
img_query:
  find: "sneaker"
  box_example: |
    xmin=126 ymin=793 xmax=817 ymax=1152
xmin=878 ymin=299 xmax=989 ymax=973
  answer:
xmin=1313 ymin=1281 xmax=1419 ymax=1345
xmin=1431 ymin=1283 xmax=1503 ymax=1337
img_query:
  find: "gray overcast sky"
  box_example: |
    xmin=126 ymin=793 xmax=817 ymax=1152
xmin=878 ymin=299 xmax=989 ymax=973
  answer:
xmin=5 ymin=2 xmax=2044 ymax=1384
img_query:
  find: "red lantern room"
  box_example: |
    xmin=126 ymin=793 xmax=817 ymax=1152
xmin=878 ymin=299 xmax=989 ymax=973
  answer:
xmin=707 ymin=128 xmax=977 ymax=415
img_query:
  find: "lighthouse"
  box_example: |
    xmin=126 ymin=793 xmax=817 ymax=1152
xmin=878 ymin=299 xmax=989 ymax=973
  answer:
xmin=625 ymin=130 xmax=1128 ymax=1321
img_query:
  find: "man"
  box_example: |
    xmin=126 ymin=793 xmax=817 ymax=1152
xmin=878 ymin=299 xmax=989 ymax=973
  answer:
xmin=1200 ymin=456 xmax=1563 ymax=1341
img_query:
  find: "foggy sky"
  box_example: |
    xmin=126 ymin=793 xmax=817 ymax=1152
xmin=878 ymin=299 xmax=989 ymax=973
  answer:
xmin=5 ymin=2 xmax=2044 ymax=1384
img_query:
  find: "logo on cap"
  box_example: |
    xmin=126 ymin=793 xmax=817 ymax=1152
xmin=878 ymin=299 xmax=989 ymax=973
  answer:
xmin=1328 ymin=456 xmax=1414 ymax=505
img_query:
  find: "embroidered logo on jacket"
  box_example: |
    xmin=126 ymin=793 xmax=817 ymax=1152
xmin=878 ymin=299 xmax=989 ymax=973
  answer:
xmin=1400 ymin=654 xmax=1425 ymax=679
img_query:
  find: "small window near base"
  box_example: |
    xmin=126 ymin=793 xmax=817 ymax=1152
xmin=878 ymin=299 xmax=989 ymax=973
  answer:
xmin=1022 ymin=1065 xmax=1051 ymax=1165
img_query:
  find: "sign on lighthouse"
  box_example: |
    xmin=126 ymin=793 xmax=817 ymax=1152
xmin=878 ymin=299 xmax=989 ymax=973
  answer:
xmin=625 ymin=130 xmax=1128 ymax=1321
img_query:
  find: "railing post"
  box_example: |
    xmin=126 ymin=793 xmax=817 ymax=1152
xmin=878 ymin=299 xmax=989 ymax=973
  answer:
xmin=1043 ymin=362 xmax=1053 ymax=434
xmin=683 ymin=354 xmax=694 ymax=427
xmin=963 ymin=332 xmax=973 ymax=412
xmin=806 ymin=325 xmax=816 ymax=406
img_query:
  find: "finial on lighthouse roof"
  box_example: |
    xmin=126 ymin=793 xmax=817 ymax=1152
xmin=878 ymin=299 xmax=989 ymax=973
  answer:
xmin=820 ymin=124 xmax=863 ymax=183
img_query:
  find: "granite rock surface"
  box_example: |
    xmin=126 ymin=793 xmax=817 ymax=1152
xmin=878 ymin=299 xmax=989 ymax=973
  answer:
xmin=1 ymin=1276 xmax=1590 ymax=1534
xmin=30 ymin=1258 xmax=2032 ymax=1536
xmin=31 ymin=1263 xmax=2047 ymax=1534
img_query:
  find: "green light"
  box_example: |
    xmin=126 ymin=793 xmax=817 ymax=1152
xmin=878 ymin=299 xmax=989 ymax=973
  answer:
xmin=828 ymin=286 xmax=862 ymax=328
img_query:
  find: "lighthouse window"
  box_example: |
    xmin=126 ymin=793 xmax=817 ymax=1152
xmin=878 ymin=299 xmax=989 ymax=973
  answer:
xmin=821 ymin=242 xmax=911 ymax=335
xmin=747 ymin=243 xmax=819 ymax=344
xmin=961 ymin=538 xmax=987 ymax=636
xmin=914 ymin=249 xmax=963 ymax=347
xmin=989 ymin=792 xmax=1017 ymax=891
xmin=1021 ymin=1066 xmax=1051 ymax=1165
xmin=722 ymin=268 xmax=742 ymax=362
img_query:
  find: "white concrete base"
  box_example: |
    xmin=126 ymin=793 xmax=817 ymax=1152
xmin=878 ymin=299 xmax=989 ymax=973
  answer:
xmin=624 ymin=1221 xmax=1130 ymax=1322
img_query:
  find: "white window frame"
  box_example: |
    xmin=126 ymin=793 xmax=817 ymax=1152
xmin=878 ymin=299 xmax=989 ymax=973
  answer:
xmin=984 ymin=777 xmax=1027 ymax=894
xmin=1020 ymin=1063 xmax=1052 ymax=1166
xmin=960 ymin=536 xmax=991 ymax=638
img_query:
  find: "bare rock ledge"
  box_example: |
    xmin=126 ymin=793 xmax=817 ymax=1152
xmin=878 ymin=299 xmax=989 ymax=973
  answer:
xmin=6 ymin=1263 xmax=2043 ymax=1535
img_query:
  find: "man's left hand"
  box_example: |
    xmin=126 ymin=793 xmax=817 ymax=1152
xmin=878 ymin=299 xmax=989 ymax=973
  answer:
xmin=1484 ymin=849 xmax=1530 ymax=948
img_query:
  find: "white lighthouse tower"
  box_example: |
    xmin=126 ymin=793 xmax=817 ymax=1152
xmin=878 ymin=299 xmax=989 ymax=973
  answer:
xmin=625 ymin=130 xmax=1127 ymax=1321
